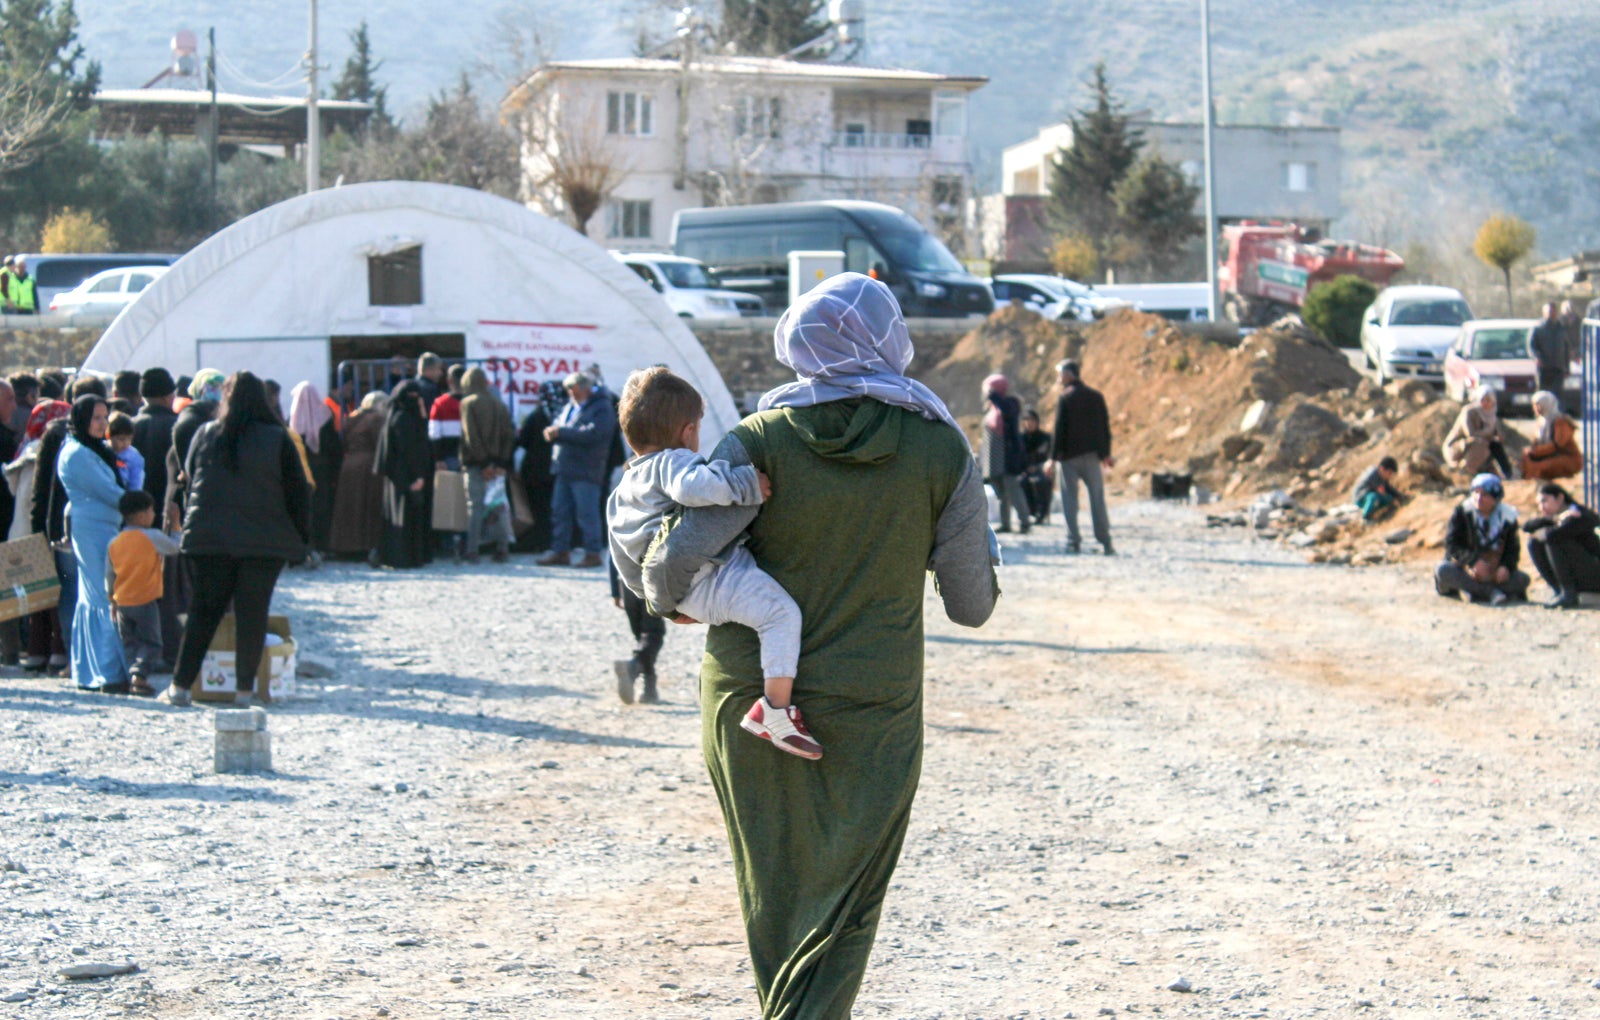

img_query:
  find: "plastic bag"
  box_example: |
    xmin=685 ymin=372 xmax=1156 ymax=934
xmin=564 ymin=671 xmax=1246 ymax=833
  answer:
xmin=484 ymin=476 xmax=508 ymax=512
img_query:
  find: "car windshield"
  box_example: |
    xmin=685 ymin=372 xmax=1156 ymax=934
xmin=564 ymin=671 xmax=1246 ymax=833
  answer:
xmin=1469 ymin=327 xmax=1530 ymax=360
xmin=1390 ymin=298 xmax=1472 ymax=327
xmin=657 ymin=262 xmax=716 ymax=289
xmin=871 ymin=228 xmax=965 ymax=274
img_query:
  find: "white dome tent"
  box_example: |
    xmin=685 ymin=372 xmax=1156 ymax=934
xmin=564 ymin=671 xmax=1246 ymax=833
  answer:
xmin=82 ymin=180 xmax=739 ymax=439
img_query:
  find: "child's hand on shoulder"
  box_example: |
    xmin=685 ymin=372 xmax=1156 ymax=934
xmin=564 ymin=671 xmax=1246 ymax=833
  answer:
xmin=757 ymin=471 xmax=772 ymax=501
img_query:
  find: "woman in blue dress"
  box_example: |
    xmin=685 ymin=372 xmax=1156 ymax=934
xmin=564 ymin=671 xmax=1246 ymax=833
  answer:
xmin=57 ymin=394 xmax=129 ymax=693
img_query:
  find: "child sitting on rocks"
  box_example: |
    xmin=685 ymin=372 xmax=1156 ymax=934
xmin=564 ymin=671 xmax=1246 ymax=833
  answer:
xmin=606 ymin=367 xmax=821 ymax=760
xmin=1352 ymin=455 xmax=1402 ymax=521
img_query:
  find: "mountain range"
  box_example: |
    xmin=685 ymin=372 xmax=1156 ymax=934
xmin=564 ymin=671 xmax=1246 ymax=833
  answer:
xmin=73 ymin=0 xmax=1600 ymax=256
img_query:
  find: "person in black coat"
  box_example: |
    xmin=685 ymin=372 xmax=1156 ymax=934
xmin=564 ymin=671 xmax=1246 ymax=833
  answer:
xmin=1434 ymin=473 xmax=1530 ymax=605
xmin=1050 ymin=359 xmax=1115 ymax=555
xmin=1020 ymin=409 xmax=1053 ymax=525
xmin=979 ymin=373 xmax=1030 ymax=534
xmin=374 ymin=381 xmax=434 ymax=569
xmin=167 ymin=371 xmax=310 ymax=707
xmin=1524 ymin=482 xmax=1600 ymax=610
xmin=131 ymin=369 xmax=178 ymax=506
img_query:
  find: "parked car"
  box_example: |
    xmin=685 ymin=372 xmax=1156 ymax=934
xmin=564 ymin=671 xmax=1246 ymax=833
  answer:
xmin=1441 ymin=319 xmax=1539 ymax=414
xmin=672 ymin=200 xmax=994 ymax=318
xmin=611 ymin=252 xmax=763 ymax=319
xmin=1358 ymin=285 xmax=1474 ymax=385
xmin=989 ymin=274 xmax=1130 ymax=322
xmin=47 ymin=265 xmax=170 ymax=319
xmin=19 ymin=252 xmax=179 ymax=308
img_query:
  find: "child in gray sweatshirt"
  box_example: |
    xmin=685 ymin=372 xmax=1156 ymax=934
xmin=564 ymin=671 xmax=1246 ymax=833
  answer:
xmin=606 ymin=367 xmax=821 ymax=760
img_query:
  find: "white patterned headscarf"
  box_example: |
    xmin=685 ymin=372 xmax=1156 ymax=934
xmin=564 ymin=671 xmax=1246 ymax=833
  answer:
xmin=758 ymin=272 xmax=961 ymax=432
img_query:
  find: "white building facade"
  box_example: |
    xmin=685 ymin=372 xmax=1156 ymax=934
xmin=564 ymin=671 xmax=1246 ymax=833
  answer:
xmin=502 ymin=56 xmax=986 ymax=253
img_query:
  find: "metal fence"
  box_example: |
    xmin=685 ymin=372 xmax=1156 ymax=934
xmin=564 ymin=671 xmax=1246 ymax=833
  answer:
xmin=1583 ymin=300 xmax=1599 ymax=511
xmin=335 ymin=357 xmax=519 ymax=413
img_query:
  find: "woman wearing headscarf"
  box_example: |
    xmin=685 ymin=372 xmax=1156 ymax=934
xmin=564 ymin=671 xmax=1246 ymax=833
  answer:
xmin=328 ymin=390 xmax=389 ymax=558
xmin=166 ymin=372 xmax=310 ymax=707
xmin=1520 ymin=390 xmax=1582 ymax=481
xmin=639 ymin=273 xmax=997 ymax=1019
xmin=513 ymin=380 xmax=565 ymax=553
xmin=57 ymin=394 xmax=129 ymax=692
xmin=7 ymin=400 xmax=72 ymax=672
xmin=288 ymin=381 xmax=345 ymax=560
xmin=980 ymin=372 xmax=1031 ymax=533
xmin=374 ymin=381 xmax=433 ymax=569
xmin=459 ymin=367 xmax=516 ymax=563
xmin=1442 ymin=384 xmax=1513 ymax=478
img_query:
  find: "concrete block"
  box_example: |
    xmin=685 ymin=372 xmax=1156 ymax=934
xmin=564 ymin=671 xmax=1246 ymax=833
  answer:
xmin=214 ymin=714 xmax=271 ymax=773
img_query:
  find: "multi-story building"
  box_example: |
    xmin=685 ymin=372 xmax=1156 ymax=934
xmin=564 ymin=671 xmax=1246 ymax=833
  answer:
xmin=501 ymin=56 xmax=986 ymax=253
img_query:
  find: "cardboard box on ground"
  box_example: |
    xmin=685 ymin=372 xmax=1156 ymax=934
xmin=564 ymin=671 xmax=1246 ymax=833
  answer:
xmin=0 ymin=534 xmax=61 ymax=623
xmin=195 ymin=615 xmax=297 ymax=703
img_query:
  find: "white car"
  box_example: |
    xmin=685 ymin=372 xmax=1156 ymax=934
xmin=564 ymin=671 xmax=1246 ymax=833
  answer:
xmin=612 ymin=252 xmax=763 ymax=319
xmin=1358 ymin=284 xmax=1474 ymax=385
xmin=47 ymin=265 xmax=169 ymax=319
xmin=990 ymin=274 xmax=1130 ymax=322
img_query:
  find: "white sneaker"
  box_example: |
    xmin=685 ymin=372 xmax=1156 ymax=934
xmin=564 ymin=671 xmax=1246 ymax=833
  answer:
xmin=740 ymin=697 xmax=823 ymax=760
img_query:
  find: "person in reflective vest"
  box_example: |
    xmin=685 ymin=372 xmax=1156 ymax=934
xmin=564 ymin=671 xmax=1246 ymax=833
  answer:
xmin=6 ymin=256 xmax=37 ymax=313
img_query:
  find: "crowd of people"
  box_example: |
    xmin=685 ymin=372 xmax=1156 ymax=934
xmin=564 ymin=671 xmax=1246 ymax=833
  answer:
xmin=0 ymin=354 xmax=630 ymax=700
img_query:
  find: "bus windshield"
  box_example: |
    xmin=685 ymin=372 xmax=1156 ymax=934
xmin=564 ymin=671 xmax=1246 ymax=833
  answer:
xmin=870 ymin=227 xmax=965 ymax=274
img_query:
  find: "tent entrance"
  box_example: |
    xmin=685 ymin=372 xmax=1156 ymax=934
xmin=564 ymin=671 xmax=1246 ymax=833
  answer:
xmin=329 ymin=333 xmax=465 ymax=368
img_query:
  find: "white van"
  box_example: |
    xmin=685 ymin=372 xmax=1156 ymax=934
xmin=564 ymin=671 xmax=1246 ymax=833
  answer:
xmin=612 ymin=252 xmax=763 ymax=320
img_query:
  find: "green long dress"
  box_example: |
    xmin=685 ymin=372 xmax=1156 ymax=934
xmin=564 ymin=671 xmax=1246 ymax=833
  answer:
xmin=699 ymin=399 xmax=979 ymax=1019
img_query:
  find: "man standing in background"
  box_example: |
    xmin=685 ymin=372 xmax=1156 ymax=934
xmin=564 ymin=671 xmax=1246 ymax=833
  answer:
xmin=1051 ymin=359 xmax=1115 ymax=556
xmin=1529 ymin=303 xmax=1568 ymax=398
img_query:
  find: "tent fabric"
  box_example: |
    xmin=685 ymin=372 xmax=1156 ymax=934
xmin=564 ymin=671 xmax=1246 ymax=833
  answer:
xmin=81 ymin=180 xmax=740 ymax=444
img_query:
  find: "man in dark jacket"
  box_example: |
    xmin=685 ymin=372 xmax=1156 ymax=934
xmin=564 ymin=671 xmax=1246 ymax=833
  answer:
xmin=1528 ymin=303 xmax=1568 ymax=397
xmin=1435 ymin=473 xmax=1530 ymax=605
xmin=1524 ymin=481 xmax=1600 ymax=610
xmin=535 ymin=371 xmax=616 ymax=568
xmin=1050 ymin=359 xmax=1115 ymax=555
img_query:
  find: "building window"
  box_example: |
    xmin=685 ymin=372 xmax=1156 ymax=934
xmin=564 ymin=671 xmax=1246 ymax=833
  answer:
xmin=606 ymin=91 xmax=654 ymax=137
xmin=608 ymin=200 xmax=653 ymax=240
xmin=368 ymin=245 xmax=422 ymax=306
xmin=843 ymin=122 xmax=866 ymax=147
xmin=934 ymin=90 xmax=966 ymax=138
xmin=1283 ymin=161 xmax=1314 ymax=192
xmin=733 ymin=96 xmax=782 ymax=139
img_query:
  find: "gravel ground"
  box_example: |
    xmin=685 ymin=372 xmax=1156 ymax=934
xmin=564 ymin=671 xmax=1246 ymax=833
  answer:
xmin=3 ymin=501 xmax=1599 ymax=1019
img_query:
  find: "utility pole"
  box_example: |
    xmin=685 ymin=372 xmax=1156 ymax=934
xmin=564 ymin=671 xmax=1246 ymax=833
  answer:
xmin=1200 ymin=0 xmax=1219 ymax=323
xmin=305 ymin=0 xmax=320 ymax=193
xmin=207 ymin=27 xmax=218 ymax=231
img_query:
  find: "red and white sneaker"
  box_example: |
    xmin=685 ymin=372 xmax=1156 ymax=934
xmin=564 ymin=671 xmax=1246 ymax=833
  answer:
xmin=740 ymin=697 xmax=823 ymax=760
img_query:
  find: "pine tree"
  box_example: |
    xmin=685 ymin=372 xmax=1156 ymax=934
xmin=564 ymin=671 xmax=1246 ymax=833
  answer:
xmin=1113 ymin=156 xmax=1202 ymax=277
xmin=718 ymin=0 xmax=827 ymax=56
xmin=331 ymin=20 xmax=391 ymax=130
xmin=1046 ymin=63 xmax=1143 ymax=272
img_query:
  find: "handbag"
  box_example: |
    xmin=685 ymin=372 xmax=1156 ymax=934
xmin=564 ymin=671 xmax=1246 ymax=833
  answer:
xmin=45 ymin=474 xmax=71 ymax=554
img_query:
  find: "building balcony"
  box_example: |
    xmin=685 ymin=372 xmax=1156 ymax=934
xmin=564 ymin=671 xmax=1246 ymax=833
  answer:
xmin=832 ymin=130 xmax=932 ymax=150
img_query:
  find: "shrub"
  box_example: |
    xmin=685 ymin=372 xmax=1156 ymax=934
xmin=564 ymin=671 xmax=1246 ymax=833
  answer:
xmin=1049 ymin=233 xmax=1098 ymax=282
xmin=40 ymin=208 xmax=112 ymax=253
xmin=1302 ymin=274 xmax=1379 ymax=349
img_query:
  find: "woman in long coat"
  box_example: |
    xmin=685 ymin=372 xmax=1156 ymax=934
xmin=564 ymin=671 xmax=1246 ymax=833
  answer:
xmin=288 ymin=381 xmax=344 ymax=555
xmin=641 ymin=273 xmax=997 ymax=1019
xmin=513 ymin=381 xmax=563 ymax=553
xmin=327 ymin=391 xmax=388 ymax=557
xmin=57 ymin=395 xmax=129 ymax=693
xmin=5 ymin=400 xmax=71 ymax=671
xmin=374 ymin=381 xmax=433 ymax=569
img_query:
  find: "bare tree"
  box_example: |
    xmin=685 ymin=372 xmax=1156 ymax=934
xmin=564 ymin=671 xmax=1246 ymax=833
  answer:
xmin=0 ymin=62 xmax=78 ymax=175
xmin=506 ymin=81 xmax=629 ymax=236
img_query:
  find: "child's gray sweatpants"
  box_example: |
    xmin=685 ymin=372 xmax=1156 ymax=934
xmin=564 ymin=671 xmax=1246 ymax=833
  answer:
xmin=676 ymin=545 xmax=800 ymax=680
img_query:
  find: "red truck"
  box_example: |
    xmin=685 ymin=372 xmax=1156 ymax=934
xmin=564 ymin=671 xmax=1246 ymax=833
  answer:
xmin=1218 ymin=222 xmax=1404 ymax=326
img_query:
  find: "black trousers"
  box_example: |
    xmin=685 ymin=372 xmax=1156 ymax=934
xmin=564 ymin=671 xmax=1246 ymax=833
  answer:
xmin=173 ymin=555 xmax=285 ymax=693
xmin=621 ymin=587 xmax=664 ymax=678
xmin=1528 ymin=537 xmax=1600 ymax=595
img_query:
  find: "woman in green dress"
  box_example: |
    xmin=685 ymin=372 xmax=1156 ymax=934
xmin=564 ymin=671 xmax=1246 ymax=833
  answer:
xmin=644 ymin=272 xmax=997 ymax=1018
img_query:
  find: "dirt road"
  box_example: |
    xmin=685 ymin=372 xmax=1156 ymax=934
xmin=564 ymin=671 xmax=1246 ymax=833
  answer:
xmin=3 ymin=501 xmax=1598 ymax=1018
